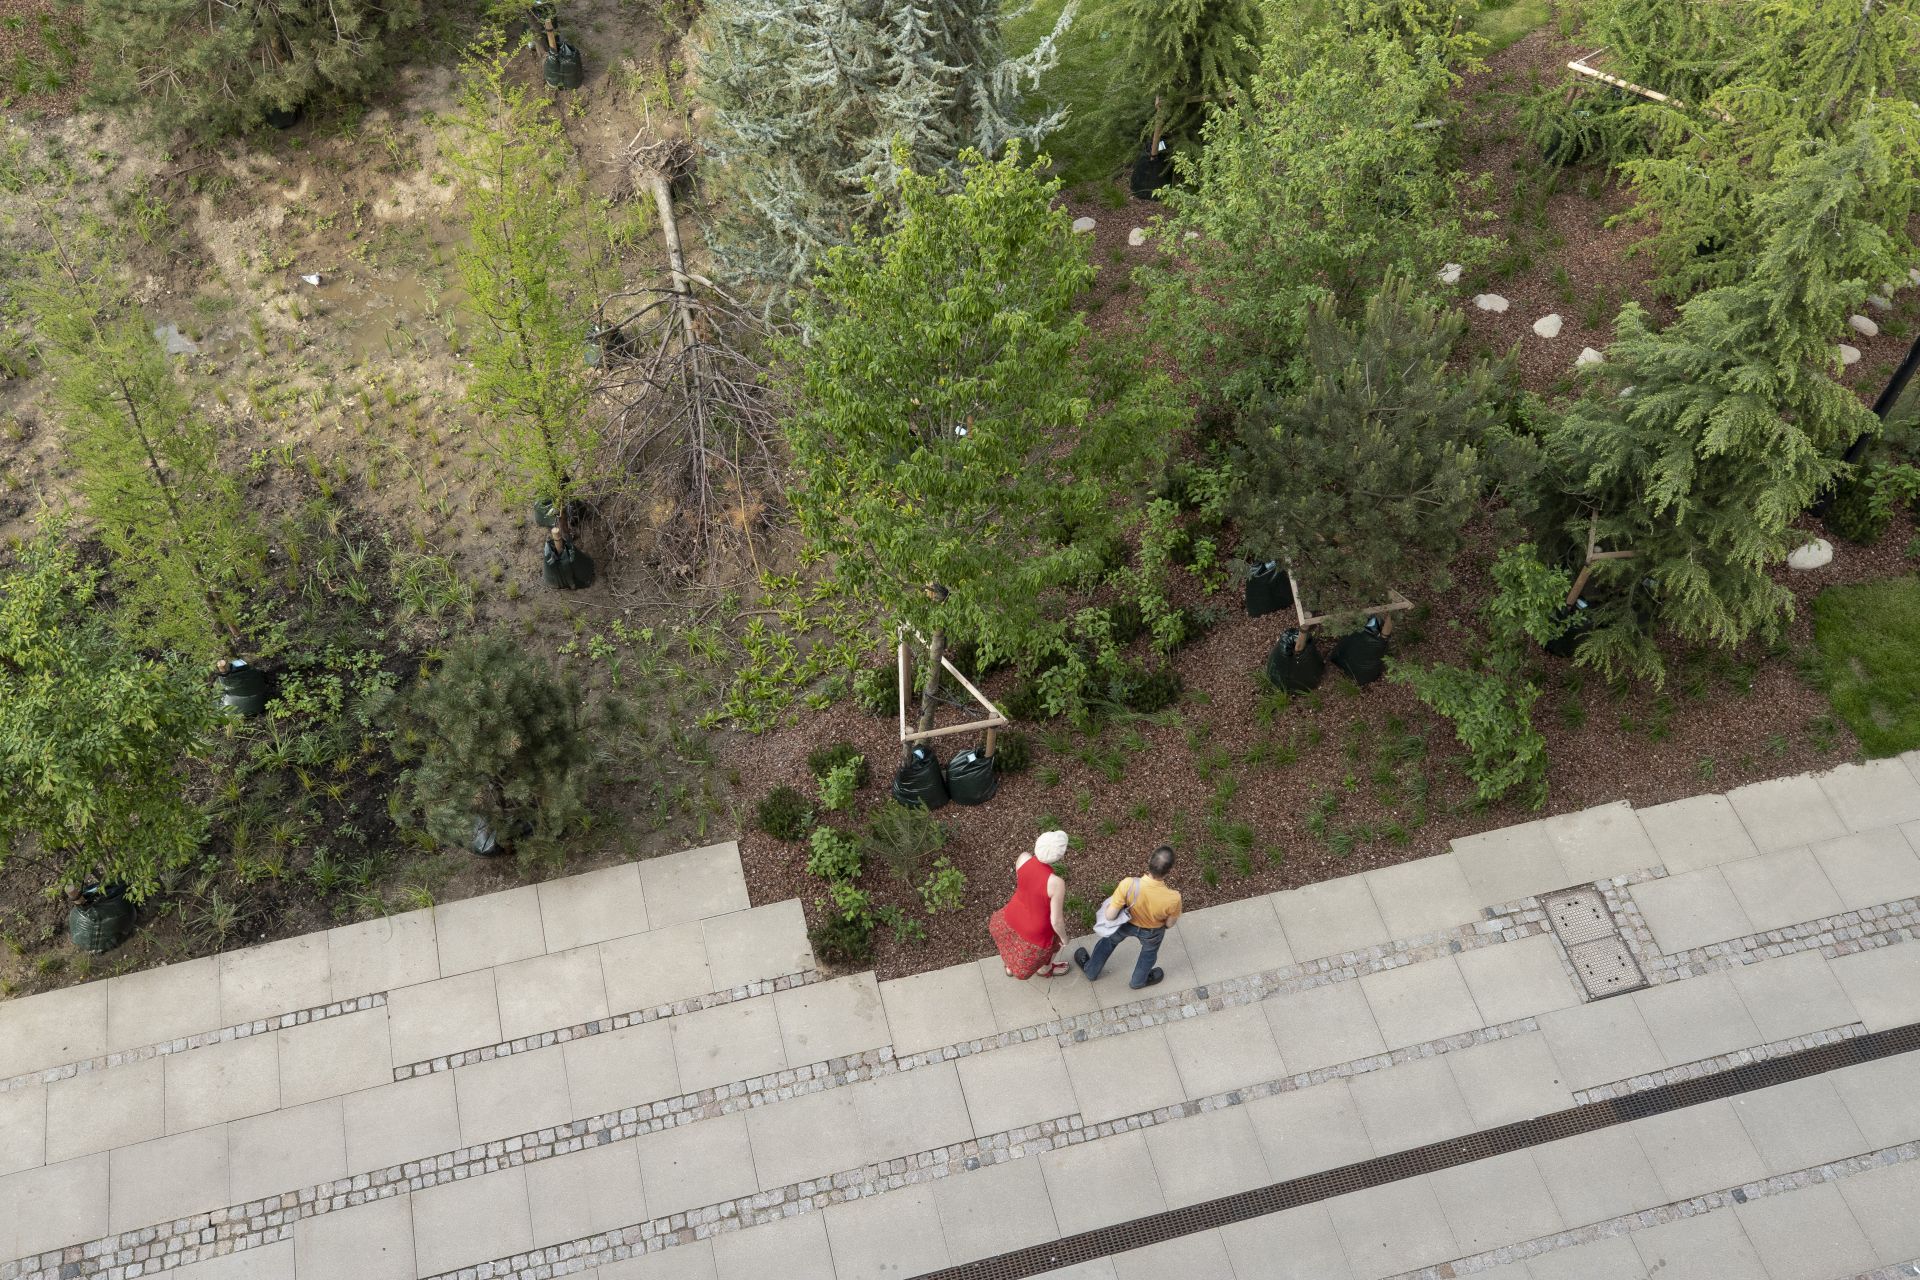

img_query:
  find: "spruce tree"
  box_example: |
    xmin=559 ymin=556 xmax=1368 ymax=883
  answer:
xmin=697 ymin=0 xmax=1072 ymax=295
xmin=1103 ymin=0 xmax=1262 ymax=151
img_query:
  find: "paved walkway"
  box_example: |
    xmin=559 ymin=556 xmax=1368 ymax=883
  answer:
xmin=4 ymin=755 xmax=1920 ymax=1280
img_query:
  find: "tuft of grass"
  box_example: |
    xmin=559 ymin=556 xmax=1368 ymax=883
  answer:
xmin=1812 ymin=577 xmax=1920 ymax=755
xmin=1471 ymin=0 xmax=1554 ymax=52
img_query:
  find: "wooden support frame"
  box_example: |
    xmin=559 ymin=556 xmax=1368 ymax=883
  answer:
xmin=1567 ymin=49 xmax=1737 ymax=124
xmin=1284 ymin=565 xmax=1416 ymax=651
xmin=1567 ymin=514 xmax=1638 ymax=606
xmin=896 ymin=629 xmax=1010 ymax=752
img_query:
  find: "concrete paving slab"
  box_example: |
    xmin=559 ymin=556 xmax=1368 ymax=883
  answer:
xmin=106 ymin=954 xmax=220 ymax=1053
xmin=1431 ymin=1149 xmax=1566 ymax=1254
xmin=326 ymin=909 xmax=438 ymax=1002
xmin=1041 ymin=1129 xmax=1166 ymax=1235
xmin=976 ymin=955 xmax=1101 ymax=1031
xmin=1178 ymin=894 xmax=1295 ymax=985
xmin=1536 ymin=999 xmax=1666 ymax=1091
xmin=0 ymin=1153 xmax=107 ymax=1260
xmin=227 ymin=1096 xmax=346 ymax=1204
xmin=1360 ymin=955 xmax=1485 ymax=1048
xmin=1262 ymin=979 xmax=1386 ymax=1073
xmin=637 ymin=841 xmax=750 ymax=928
xmin=0 ymin=1080 xmax=46 ymax=1176
xmin=276 ymin=1006 xmax=393 ymax=1107
xmin=1111 ymin=1230 xmax=1235 ymax=1279
xmin=932 ymin=1155 xmax=1060 ymax=1262
xmin=109 ymin=1124 xmax=230 ymax=1233
xmin=434 ymin=884 xmax=546 ymax=978
xmin=1363 ymin=853 xmax=1482 ymax=940
xmin=880 ymin=962 xmax=998 ymax=1057
xmin=494 ymin=945 xmax=611 ymax=1042
xmin=1269 ymin=875 xmax=1389 ymax=960
xmin=1033 ymin=1262 xmax=1118 ymax=1279
xmin=1729 ymin=1075 xmax=1869 ymax=1175
xmin=219 ymin=934 xmax=331 ymax=1026
xmin=1736 ymin=1181 xmax=1877 ymax=1279
xmin=0 ymin=981 xmax=107 ymax=1081
xmin=1458 ymin=934 xmax=1582 ymax=1025
xmin=1445 ymin=1033 xmax=1574 ymax=1128
xmin=1526 ymin=1235 xmax=1648 ymax=1280
xmin=955 ymin=1036 xmax=1080 ymax=1135
xmin=1325 ymin=1175 xmax=1460 ymax=1277
xmin=290 ymin=1189 xmax=416 ymax=1280
xmin=711 ymin=1210 xmax=836 ymax=1280
xmin=1829 ymin=1052 xmax=1920 ymax=1147
xmin=1837 ymin=1158 xmax=1920 ymax=1266
xmin=669 ymin=997 xmax=787 ymax=1093
xmin=162 ymin=1241 xmax=296 ymax=1280
xmin=633 ymin=1112 xmax=759 ymax=1217
xmin=1809 ymin=827 xmax=1920 ymax=911
xmin=1245 ymin=1079 xmax=1376 ymax=1180
xmin=602 ymin=1242 xmax=716 ymax=1280
xmin=1632 ymin=970 xmax=1765 ymax=1065
xmin=1829 ymin=940 xmax=1920 ymax=1030
xmin=562 ymin=1020 xmax=680 ymax=1119
xmin=1726 ymin=948 xmax=1859 ymax=1043
xmin=824 ymin=1182 xmax=951 ymax=1280
xmin=1163 ymin=1001 xmax=1285 ymax=1099
xmin=1143 ymin=1105 xmax=1272 ymax=1208
xmin=704 ymin=900 xmax=813 ymax=991
xmin=44 ymin=1055 xmax=164 ymax=1162
xmin=771 ymin=972 xmax=888 ymax=1065
xmin=1060 ymin=1025 xmax=1187 ymax=1125
xmin=1452 ymin=819 xmax=1565 ymax=907
xmin=741 ymin=1077 xmax=865 ymax=1189
xmin=525 ymin=1138 xmax=647 ymax=1246
xmin=1532 ymin=1126 xmax=1667 ymax=1228
xmin=453 ymin=1042 xmax=574 ymax=1145
xmin=1720 ymin=846 xmax=1845 ymax=933
xmin=1629 ymin=867 xmax=1753 ymax=953
xmin=863 ymin=1062 xmax=979 ymax=1167
xmin=412 ymin=1163 xmax=535 ymax=1276
xmin=1631 ymin=1099 xmax=1768 ymax=1200
xmin=1218 ymin=1202 xmax=1357 ymax=1280
xmin=537 ymin=862 xmax=651 ymax=953
xmin=341 ymin=1073 xmax=462 ymax=1171
xmin=1817 ymin=758 xmax=1920 ymax=830
xmin=1636 ymin=793 xmax=1759 ymax=875
xmin=1545 ymin=802 xmax=1659 ymax=884
xmin=1631 ymin=1210 xmax=1767 ymax=1280
xmin=385 ymin=968 xmax=502 ymax=1065
xmin=1726 ymin=774 xmax=1848 ymax=853
xmin=164 ymin=1034 xmax=280 ymax=1133
xmin=600 ymin=920 xmax=713 ymax=1013
xmin=1349 ymin=1055 xmax=1478 ymax=1152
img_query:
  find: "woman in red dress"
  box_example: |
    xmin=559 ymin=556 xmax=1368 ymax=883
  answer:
xmin=989 ymin=830 xmax=1071 ymax=979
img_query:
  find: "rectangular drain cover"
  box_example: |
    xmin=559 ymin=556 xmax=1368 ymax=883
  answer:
xmin=1544 ymin=887 xmax=1616 ymax=945
xmin=1566 ymin=937 xmax=1647 ymax=997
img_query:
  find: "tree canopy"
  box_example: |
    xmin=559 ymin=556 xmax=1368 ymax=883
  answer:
xmin=1102 ymin=0 xmax=1262 ymax=151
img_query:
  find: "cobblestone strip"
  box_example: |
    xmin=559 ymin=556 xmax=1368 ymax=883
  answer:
xmin=1849 ymin=1261 xmax=1920 ymax=1279
xmin=1615 ymin=879 xmax=1920 ymax=982
xmin=392 ymin=970 xmax=823 ymax=1079
xmin=1571 ymin=1022 xmax=1869 ymax=1104
xmin=1391 ymin=1139 xmax=1920 ymax=1279
xmin=0 ymin=994 xmax=387 ymax=1095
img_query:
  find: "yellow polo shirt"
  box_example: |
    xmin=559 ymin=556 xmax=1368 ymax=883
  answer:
xmin=1108 ymin=875 xmax=1182 ymax=929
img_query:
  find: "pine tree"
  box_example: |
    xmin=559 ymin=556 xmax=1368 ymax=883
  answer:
xmin=1232 ymin=275 xmax=1498 ymax=613
xmin=82 ymin=0 xmax=424 ymax=140
xmin=1102 ymin=0 xmax=1262 ymax=151
xmin=697 ymin=0 xmax=1073 ymax=296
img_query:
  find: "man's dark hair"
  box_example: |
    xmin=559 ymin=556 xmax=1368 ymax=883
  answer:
xmin=1148 ymin=845 xmax=1176 ymax=877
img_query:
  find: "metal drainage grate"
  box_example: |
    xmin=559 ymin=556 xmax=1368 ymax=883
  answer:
xmin=1544 ymin=886 xmax=1617 ymax=946
xmin=911 ymin=1020 xmax=1920 ymax=1280
xmin=1544 ymin=884 xmax=1647 ymax=999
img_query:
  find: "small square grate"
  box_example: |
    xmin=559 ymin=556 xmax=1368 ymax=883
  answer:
xmin=1566 ymin=937 xmax=1648 ymax=998
xmin=1544 ymin=886 xmax=1617 ymax=946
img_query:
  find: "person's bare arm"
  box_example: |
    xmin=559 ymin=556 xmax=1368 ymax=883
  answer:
xmin=1047 ymin=874 xmax=1069 ymax=943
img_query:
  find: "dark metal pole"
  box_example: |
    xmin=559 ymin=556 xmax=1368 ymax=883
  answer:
xmin=1845 ymin=332 xmax=1920 ymax=465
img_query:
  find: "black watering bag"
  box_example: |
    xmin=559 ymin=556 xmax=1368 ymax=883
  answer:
xmin=891 ymin=745 xmax=950 ymax=810
xmin=1265 ymin=628 xmax=1325 ymax=693
xmin=946 ymin=748 xmax=999 ymax=805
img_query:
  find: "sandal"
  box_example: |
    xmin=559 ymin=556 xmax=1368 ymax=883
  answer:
xmin=1039 ymin=961 xmax=1072 ymax=977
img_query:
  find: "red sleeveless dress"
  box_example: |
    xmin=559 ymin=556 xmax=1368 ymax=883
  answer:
xmin=988 ymin=855 xmax=1058 ymax=979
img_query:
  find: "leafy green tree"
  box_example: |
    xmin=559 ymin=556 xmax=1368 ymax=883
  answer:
xmin=782 ymin=147 xmax=1181 ymax=724
xmin=697 ymin=0 xmax=1072 ymax=295
xmin=449 ymin=36 xmax=605 ymax=546
xmin=1103 ymin=0 xmax=1262 ymax=151
xmin=23 ymin=230 xmax=261 ymax=658
xmin=82 ymin=0 xmax=424 ymax=139
xmin=1232 ymin=275 xmax=1498 ymax=613
xmin=0 ymin=524 xmax=218 ymax=900
xmin=1145 ymin=24 xmax=1490 ymax=410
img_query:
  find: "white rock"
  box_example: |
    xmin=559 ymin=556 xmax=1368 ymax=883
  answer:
xmin=1618 ymin=385 xmax=1635 ymax=398
xmin=300 ymin=273 xmax=322 ymax=286
xmin=1071 ymin=216 xmax=1096 ymax=234
xmin=1472 ymin=293 xmax=1509 ymax=313
xmin=1575 ymin=347 xmax=1606 ymax=367
xmin=1848 ymin=314 xmax=1879 ymax=337
xmin=1867 ymin=294 xmax=1893 ymax=311
xmin=1910 ymin=267 xmax=1920 ymax=286
xmin=1183 ymin=230 xmax=1200 ymax=241
xmin=1838 ymin=344 xmax=1862 ymax=366
xmin=1437 ymin=263 xmax=1463 ymax=285
xmin=1532 ymin=313 xmax=1564 ymax=339
xmin=1127 ymin=227 xmax=1146 ymax=247
xmin=1787 ymin=538 xmax=1833 ymax=571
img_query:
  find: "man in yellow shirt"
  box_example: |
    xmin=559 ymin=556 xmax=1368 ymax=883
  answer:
xmin=1075 ymin=845 xmax=1182 ymax=989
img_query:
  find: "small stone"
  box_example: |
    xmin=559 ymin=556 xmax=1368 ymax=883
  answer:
xmin=1848 ymin=313 xmax=1879 ymax=337
xmin=1472 ymin=293 xmax=1509 ymax=312
xmin=1127 ymin=226 xmax=1146 ymax=247
xmin=1838 ymin=343 xmax=1862 ymax=366
xmin=1787 ymin=538 xmax=1833 ymax=571
xmin=1183 ymin=230 xmax=1199 ymax=241
xmin=1867 ymin=294 xmax=1893 ymax=311
xmin=300 ymin=273 xmax=321 ymax=286
xmin=1437 ymin=262 xmax=1463 ymax=285
xmin=1532 ymin=312 xmax=1564 ymax=339
xmin=1070 ymin=216 xmax=1096 ymax=234
xmin=1910 ymin=267 xmax=1920 ymax=286
xmin=1575 ymin=347 xmax=1605 ymax=367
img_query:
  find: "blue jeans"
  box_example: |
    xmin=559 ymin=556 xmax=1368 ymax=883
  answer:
xmin=1084 ymin=922 xmax=1165 ymax=988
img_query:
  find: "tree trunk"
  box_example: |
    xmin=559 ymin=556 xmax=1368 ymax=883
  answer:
xmin=916 ymin=630 xmax=944 ymax=735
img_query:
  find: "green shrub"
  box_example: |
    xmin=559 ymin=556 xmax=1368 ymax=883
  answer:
xmin=805 ymin=826 xmax=862 ymax=881
xmin=808 ymin=908 xmax=875 ymax=966
xmin=992 ymin=731 xmax=1033 ymax=774
xmin=918 ymin=857 xmax=967 ymax=914
xmin=1112 ymin=662 xmax=1184 ymax=712
xmin=1391 ymin=662 xmax=1547 ymax=807
xmin=756 ymin=785 xmax=813 ymax=841
xmin=1108 ymin=599 xmax=1146 ymax=645
xmin=1003 ymin=679 xmax=1047 ymax=723
xmin=851 ymin=666 xmax=895 ymax=716
xmin=806 ymin=741 xmax=870 ymax=784
xmin=817 ymin=757 xmax=864 ymax=812
xmin=1826 ymin=463 xmax=1920 ymax=546
xmin=860 ymin=801 xmax=948 ymax=884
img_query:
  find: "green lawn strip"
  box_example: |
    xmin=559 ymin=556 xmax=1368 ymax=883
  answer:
xmin=1471 ymin=0 xmax=1554 ymax=53
xmin=1812 ymin=575 xmax=1920 ymax=756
